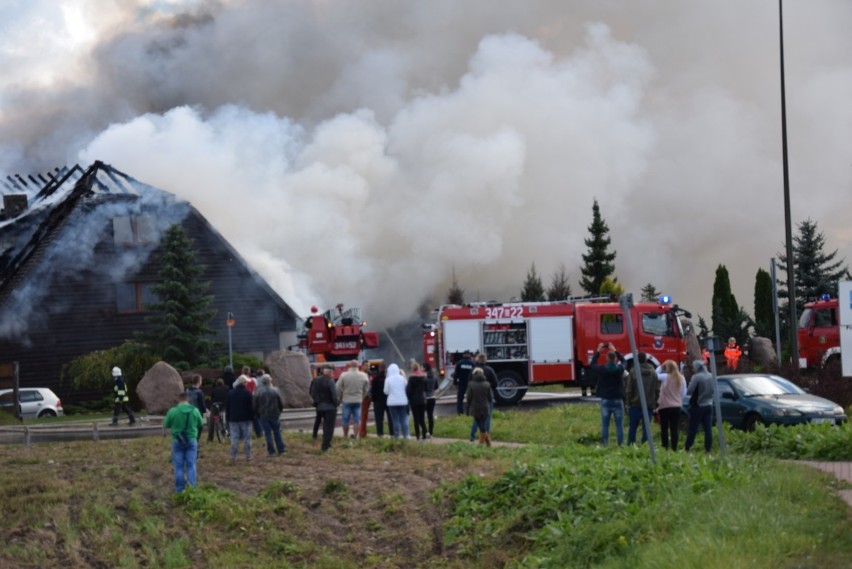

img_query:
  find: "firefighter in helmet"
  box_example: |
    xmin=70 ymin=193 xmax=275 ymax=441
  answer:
xmin=723 ymin=337 xmax=742 ymax=370
xmin=111 ymin=366 xmax=136 ymax=426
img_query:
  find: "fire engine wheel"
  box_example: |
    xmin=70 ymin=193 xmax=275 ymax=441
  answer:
xmin=495 ymin=371 xmax=527 ymax=406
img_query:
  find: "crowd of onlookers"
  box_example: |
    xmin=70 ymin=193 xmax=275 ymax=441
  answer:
xmin=590 ymin=341 xmax=723 ymax=452
xmin=160 ymin=354 xmax=506 ymax=492
xmin=161 ymin=341 xmax=728 ymax=493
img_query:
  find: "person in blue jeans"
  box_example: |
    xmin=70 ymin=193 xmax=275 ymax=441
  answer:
xmin=685 ymin=360 xmax=715 ymax=452
xmin=163 ymin=391 xmax=205 ymax=493
xmin=469 ymin=354 xmax=498 ymax=442
xmin=253 ymin=374 xmax=286 ymax=457
xmin=589 ymin=342 xmax=626 ymax=446
xmin=384 ymin=363 xmax=410 ymax=439
xmin=625 ymin=352 xmax=660 ymax=445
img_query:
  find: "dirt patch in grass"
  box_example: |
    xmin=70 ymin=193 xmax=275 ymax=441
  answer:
xmin=0 ymin=434 xmax=506 ymax=568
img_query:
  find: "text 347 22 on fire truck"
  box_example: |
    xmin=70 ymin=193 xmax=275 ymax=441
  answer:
xmin=422 ymin=296 xmax=692 ymax=405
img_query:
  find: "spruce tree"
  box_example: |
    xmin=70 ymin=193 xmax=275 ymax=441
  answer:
xmin=777 ymin=219 xmax=850 ymax=317
xmin=546 ymin=264 xmax=573 ymax=301
xmin=640 ymin=283 xmax=660 ymax=303
xmin=447 ymin=267 xmax=464 ymax=305
xmin=580 ymin=199 xmax=616 ymax=294
xmin=138 ymin=224 xmax=217 ymax=370
xmin=521 ymin=262 xmax=546 ymax=301
xmin=696 ymin=315 xmax=710 ymax=343
xmin=753 ymin=268 xmax=774 ymax=338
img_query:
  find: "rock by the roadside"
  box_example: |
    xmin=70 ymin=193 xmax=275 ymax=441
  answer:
xmin=749 ymin=336 xmax=777 ymax=366
xmin=136 ymin=361 xmax=184 ymax=414
xmin=265 ymin=351 xmax=313 ymax=408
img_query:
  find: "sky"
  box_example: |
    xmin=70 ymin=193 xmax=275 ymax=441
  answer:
xmin=1 ymin=0 xmax=851 ymax=329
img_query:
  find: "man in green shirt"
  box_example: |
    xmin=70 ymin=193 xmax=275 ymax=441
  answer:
xmin=163 ymin=392 xmax=205 ymax=493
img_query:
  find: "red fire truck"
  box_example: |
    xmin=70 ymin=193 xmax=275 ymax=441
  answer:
xmin=297 ymin=304 xmax=381 ymax=377
xmin=797 ymin=295 xmax=841 ymax=368
xmin=423 ymin=296 xmax=690 ymax=405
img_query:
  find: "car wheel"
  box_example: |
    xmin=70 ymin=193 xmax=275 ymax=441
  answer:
xmin=38 ymin=409 xmax=57 ymax=418
xmin=743 ymin=414 xmax=762 ymax=432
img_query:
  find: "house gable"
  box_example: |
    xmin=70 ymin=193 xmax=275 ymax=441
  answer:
xmin=0 ymin=162 xmax=300 ymax=401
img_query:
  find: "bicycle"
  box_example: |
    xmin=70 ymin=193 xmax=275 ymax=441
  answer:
xmin=208 ymin=402 xmax=228 ymax=443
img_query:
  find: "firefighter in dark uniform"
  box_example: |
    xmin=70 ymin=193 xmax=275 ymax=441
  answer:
xmin=453 ymin=351 xmax=475 ymax=415
xmin=111 ymin=366 xmax=136 ymax=426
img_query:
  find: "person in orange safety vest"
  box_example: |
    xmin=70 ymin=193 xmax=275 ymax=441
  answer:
xmin=723 ymin=337 xmax=742 ymax=369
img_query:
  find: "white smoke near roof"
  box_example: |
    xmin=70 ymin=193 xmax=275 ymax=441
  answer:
xmin=79 ymin=28 xmax=655 ymax=326
xmin=3 ymin=0 xmax=852 ymax=327
xmin=0 ymin=189 xmax=189 ymax=342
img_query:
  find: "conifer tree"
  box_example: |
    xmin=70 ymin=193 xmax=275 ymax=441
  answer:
xmin=447 ymin=267 xmax=465 ymax=305
xmin=599 ymin=276 xmax=625 ymax=297
xmin=579 ymin=199 xmax=616 ymax=294
xmin=138 ymin=224 xmax=217 ymax=370
xmin=777 ymin=219 xmax=850 ymax=317
xmin=546 ymin=264 xmax=573 ymax=301
xmin=753 ymin=268 xmax=774 ymax=338
xmin=521 ymin=262 xmax=546 ymax=301
xmin=696 ymin=315 xmax=710 ymax=343
xmin=711 ymin=264 xmax=751 ymax=343
xmin=640 ymin=283 xmax=660 ymax=303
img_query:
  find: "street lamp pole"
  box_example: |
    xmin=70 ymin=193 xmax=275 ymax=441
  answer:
xmin=778 ymin=0 xmax=799 ymax=364
xmin=226 ymin=312 xmax=236 ymax=369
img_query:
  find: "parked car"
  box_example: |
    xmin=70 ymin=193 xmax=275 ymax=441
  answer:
xmin=684 ymin=374 xmax=846 ymax=431
xmin=0 ymin=388 xmax=64 ymax=419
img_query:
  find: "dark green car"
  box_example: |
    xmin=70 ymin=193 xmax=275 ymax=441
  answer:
xmin=708 ymin=374 xmax=846 ymax=431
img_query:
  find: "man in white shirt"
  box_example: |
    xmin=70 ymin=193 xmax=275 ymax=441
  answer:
xmin=336 ymin=360 xmax=369 ymax=439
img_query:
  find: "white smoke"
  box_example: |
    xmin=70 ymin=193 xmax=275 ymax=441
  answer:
xmin=3 ymin=0 xmax=852 ymax=327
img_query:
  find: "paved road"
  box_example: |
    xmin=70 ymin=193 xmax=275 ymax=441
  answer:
xmin=0 ymin=390 xmax=593 ymax=445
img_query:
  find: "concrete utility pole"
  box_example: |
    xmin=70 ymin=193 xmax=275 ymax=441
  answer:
xmin=705 ymin=337 xmax=727 ymax=456
xmin=778 ymin=0 xmax=799 ymax=364
xmin=619 ymin=294 xmax=656 ymax=465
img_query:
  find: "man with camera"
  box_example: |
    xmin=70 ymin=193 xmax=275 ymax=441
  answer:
xmin=589 ymin=342 xmax=626 ymax=446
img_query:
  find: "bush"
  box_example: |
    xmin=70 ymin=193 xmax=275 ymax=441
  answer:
xmin=727 ymin=422 xmax=852 ymax=460
xmin=209 ymin=353 xmax=265 ymax=372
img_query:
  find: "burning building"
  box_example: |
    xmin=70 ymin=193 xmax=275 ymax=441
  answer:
xmin=0 ymin=161 xmax=299 ymax=401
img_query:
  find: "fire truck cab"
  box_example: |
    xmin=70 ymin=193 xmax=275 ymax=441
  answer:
xmin=423 ymin=297 xmax=689 ymax=405
xmin=797 ymin=295 xmax=841 ymax=368
xmin=296 ymin=304 xmax=381 ymax=378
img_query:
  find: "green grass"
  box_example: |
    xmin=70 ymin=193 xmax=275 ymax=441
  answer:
xmin=436 ymin=401 xmax=602 ymax=445
xmin=442 ymin=446 xmax=852 ymax=568
xmin=1 ymin=405 xmax=851 ymax=568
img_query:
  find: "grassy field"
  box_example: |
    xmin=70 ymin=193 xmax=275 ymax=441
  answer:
xmin=1 ymin=404 xmax=851 ymax=568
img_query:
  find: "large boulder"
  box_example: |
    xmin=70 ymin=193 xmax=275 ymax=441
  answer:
xmin=265 ymin=350 xmax=313 ymax=408
xmin=136 ymin=361 xmax=184 ymax=414
xmin=749 ymin=336 xmax=777 ymax=366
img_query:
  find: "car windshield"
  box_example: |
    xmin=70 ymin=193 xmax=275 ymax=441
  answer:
xmin=730 ymin=375 xmax=804 ymax=397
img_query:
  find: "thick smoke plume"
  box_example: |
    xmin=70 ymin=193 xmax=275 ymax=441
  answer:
xmin=2 ymin=0 xmax=851 ymax=328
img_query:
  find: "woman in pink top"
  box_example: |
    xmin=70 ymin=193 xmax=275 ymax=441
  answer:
xmin=656 ymin=360 xmax=686 ymax=451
